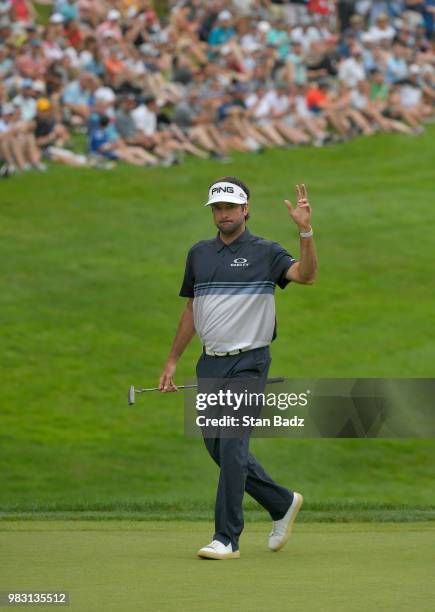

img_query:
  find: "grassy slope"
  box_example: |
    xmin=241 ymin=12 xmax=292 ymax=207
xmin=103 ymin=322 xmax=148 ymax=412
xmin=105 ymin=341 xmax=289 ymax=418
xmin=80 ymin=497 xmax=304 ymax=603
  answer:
xmin=1 ymin=521 xmax=434 ymax=612
xmin=1 ymin=128 xmax=435 ymax=518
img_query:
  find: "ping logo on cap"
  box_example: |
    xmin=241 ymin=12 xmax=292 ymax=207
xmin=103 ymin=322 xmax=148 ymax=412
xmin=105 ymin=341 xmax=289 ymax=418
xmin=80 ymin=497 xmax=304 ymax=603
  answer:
xmin=205 ymin=181 xmax=248 ymax=207
xmin=211 ymin=185 xmax=235 ymax=195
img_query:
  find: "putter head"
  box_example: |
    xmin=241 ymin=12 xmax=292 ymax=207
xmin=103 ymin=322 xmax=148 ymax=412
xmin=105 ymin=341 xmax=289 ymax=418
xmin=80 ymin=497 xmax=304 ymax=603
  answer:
xmin=128 ymin=385 xmax=135 ymax=405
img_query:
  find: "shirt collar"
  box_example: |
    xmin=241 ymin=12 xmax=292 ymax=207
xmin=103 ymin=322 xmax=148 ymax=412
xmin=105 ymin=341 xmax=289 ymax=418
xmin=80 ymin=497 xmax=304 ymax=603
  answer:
xmin=215 ymin=228 xmax=252 ymax=253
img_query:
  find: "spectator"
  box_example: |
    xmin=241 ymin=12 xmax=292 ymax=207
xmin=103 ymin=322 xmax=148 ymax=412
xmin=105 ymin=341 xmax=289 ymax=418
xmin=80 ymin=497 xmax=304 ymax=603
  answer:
xmin=62 ymin=72 xmax=98 ymax=123
xmin=10 ymin=0 xmax=35 ymax=24
xmin=96 ymin=9 xmax=122 ymax=44
xmin=78 ymin=36 xmax=104 ymax=77
xmin=43 ymin=17 xmax=66 ymax=63
xmin=12 ymin=78 xmax=36 ymax=121
xmin=344 ymin=14 xmax=365 ymax=41
xmin=115 ymin=93 xmax=159 ymax=155
xmin=338 ymin=44 xmax=366 ymax=87
xmin=349 ymin=78 xmax=400 ymax=132
xmin=89 ymin=114 xmax=158 ymax=166
xmin=0 ymin=102 xmax=45 ymax=174
xmin=64 ymin=18 xmax=83 ymax=49
xmin=34 ymin=96 xmax=89 ymax=165
xmin=386 ymin=42 xmax=409 ymax=84
xmin=15 ymin=39 xmax=48 ymax=79
xmin=369 ymin=68 xmax=389 ymax=103
xmin=130 ymin=94 xmax=190 ymax=161
xmin=368 ymin=13 xmax=396 ymax=43
xmin=387 ymin=81 xmax=425 ymax=131
xmin=173 ymin=88 xmax=230 ymax=158
xmin=208 ymin=10 xmax=236 ymax=49
xmin=285 ymin=40 xmax=308 ymax=85
xmin=57 ymin=0 xmax=78 ymax=24
xmin=399 ymin=65 xmax=432 ymax=119
xmin=306 ymin=40 xmax=338 ymax=80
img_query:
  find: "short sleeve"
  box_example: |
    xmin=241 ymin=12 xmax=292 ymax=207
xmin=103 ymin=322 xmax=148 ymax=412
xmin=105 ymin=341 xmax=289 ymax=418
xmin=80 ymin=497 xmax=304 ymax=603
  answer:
xmin=62 ymin=83 xmax=78 ymax=105
xmin=179 ymin=249 xmax=195 ymax=297
xmin=269 ymin=242 xmax=297 ymax=289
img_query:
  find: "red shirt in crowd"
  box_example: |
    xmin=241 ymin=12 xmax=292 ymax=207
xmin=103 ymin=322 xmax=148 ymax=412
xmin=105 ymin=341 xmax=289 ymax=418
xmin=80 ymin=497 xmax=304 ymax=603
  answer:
xmin=306 ymin=86 xmax=327 ymax=109
xmin=11 ymin=0 xmax=32 ymax=22
xmin=66 ymin=23 xmax=83 ymax=49
xmin=308 ymin=0 xmax=331 ymax=15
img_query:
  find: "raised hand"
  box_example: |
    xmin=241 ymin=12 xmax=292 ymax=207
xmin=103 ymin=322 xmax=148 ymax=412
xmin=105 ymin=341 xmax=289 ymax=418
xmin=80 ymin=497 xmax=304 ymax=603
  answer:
xmin=284 ymin=184 xmax=312 ymax=231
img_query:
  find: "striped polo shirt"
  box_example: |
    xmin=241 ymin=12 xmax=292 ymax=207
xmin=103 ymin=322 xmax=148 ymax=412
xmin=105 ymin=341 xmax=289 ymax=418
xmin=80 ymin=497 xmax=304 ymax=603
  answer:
xmin=179 ymin=229 xmax=296 ymax=353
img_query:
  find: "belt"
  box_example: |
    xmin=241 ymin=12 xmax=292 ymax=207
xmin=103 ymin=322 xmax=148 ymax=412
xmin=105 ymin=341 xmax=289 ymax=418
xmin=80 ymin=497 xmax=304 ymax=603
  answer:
xmin=204 ymin=346 xmax=265 ymax=357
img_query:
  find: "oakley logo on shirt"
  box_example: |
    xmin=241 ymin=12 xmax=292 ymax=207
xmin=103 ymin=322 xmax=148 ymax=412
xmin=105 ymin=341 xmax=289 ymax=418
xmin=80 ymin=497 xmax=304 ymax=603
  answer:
xmin=231 ymin=258 xmax=249 ymax=267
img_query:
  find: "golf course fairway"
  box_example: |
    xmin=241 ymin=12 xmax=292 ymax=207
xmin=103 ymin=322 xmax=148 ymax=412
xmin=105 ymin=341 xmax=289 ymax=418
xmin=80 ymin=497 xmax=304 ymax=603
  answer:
xmin=1 ymin=521 xmax=434 ymax=611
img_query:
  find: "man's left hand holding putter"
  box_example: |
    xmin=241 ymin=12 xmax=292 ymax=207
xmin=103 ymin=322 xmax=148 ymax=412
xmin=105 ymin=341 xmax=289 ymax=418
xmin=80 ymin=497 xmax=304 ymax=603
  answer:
xmin=284 ymin=184 xmax=318 ymax=285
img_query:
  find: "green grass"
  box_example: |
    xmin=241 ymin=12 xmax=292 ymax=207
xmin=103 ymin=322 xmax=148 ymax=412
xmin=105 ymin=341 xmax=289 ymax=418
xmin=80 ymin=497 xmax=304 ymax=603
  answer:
xmin=34 ymin=2 xmax=52 ymax=26
xmin=1 ymin=504 xmax=434 ymax=523
xmin=1 ymin=128 xmax=435 ymax=518
xmin=34 ymin=0 xmax=169 ymax=23
xmin=1 ymin=521 xmax=434 ymax=611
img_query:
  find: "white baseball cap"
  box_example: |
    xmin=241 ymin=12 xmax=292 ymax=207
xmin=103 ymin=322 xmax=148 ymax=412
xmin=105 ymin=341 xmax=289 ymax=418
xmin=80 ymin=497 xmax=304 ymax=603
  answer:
xmin=205 ymin=181 xmax=248 ymax=207
xmin=95 ymin=86 xmax=116 ymax=103
xmin=33 ymin=79 xmax=46 ymax=93
xmin=218 ymin=10 xmax=232 ymax=21
xmin=107 ymin=9 xmax=121 ymax=21
xmin=50 ymin=13 xmax=64 ymax=24
xmin=257 ymin=21 xmax=271 ymax=33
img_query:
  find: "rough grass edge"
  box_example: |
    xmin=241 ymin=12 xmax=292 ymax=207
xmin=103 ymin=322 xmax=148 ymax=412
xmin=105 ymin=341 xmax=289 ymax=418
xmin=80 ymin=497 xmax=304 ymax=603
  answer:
xmin=1 ymin=505 xmax=434 ymax=523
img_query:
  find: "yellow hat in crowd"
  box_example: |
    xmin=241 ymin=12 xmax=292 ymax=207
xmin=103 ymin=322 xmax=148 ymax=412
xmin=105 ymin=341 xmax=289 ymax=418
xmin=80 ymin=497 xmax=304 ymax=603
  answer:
xmin=36 ymin=98 xmax=51 ymax=112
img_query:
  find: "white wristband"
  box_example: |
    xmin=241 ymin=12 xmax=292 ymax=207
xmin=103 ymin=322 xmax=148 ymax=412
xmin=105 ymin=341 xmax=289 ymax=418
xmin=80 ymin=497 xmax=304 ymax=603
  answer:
xmin=299 ymin=227 xmax=313 ymax=238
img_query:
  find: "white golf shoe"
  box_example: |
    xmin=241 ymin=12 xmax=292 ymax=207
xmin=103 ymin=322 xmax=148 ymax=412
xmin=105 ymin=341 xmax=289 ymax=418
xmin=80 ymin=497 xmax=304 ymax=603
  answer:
xmin=268 ymin=492 xmax=303 ymax=552
xmin=197 ymin=540 xmax=240 ymax=560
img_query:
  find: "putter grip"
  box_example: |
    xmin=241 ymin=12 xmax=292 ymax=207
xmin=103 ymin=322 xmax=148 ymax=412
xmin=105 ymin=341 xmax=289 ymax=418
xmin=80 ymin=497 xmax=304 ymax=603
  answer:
xmin=267 ymin=377 xmax=285 ymax=384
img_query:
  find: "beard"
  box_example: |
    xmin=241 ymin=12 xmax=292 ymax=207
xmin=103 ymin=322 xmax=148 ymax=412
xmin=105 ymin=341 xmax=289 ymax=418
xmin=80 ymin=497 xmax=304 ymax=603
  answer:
xmin=216 ymin=217 xmax=244 ymax=235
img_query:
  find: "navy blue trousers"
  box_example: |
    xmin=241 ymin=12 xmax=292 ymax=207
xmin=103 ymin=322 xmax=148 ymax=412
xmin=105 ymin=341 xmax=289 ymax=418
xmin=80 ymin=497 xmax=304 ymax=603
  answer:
xmin=196 ymin=346 xmax=293 ymax=551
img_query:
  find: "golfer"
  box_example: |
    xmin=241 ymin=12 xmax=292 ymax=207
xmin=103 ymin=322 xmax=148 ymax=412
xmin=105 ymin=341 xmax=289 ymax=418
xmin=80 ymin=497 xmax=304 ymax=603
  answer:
xmin=159 ymin=176 xmax=317 ymax=559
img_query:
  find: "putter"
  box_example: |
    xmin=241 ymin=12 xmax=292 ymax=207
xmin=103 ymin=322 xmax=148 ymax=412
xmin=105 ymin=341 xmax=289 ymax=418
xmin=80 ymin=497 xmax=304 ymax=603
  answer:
xmin=128 ymin=384 xmax=198 ymax=405
xmin=128 ymin=378 xmax=285 ymax=405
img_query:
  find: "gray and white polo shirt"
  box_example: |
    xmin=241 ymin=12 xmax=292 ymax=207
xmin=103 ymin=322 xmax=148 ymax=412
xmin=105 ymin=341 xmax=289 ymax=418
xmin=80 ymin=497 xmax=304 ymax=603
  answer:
xmin=179 ymin=229 xmax=296 ymax=352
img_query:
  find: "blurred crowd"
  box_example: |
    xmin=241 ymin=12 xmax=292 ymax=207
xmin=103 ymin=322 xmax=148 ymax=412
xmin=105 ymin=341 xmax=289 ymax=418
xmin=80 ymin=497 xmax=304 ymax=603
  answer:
xmin=0 ymin=0 xmax=434 ymax=175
